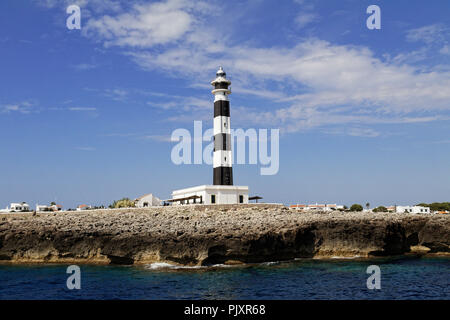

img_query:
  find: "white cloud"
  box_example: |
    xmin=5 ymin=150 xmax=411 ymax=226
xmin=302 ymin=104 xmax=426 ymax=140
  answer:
xmin=71 ymin=63 xmax=98 ymax=70
xmin=4 ymin=105 xmax=20 ymax=112
xmin=440 ymin=45 xmax=450 ymax=55
xmin=403 ymin=24 xmax=450 ymax=62
xmin=325 ymin=127 xmax=381 ymax=138
xmin=295 ymin=12 xmax=319 ymax=29
xmin=131 ymin=37 xmax=450 ymax=132
xmin=104 ymin=88 xmax=128 ymax=101
xmin=84 ymin=0 xmax=202 ymax=48
xmin=148 ymin=96 xmax=210 ymax=111
xmin=1 ymin=102 xmax=35 ymax=114
xmin=57 ymin=1 xmax=450 ymax=136
xmin=406 ymin=24 xmax=449 ymax=44
xmin=347 ymin=127 xmax=380 ymax=138
xmin=388 ymin=47 xmax=429 ymax=64
xmin=68 ymin=107 xmax=97 ymax=111
xmin=141 ymin=134 xmax=173 ymax=142
xmin=36 ymin=0 xmax=123 ymax=13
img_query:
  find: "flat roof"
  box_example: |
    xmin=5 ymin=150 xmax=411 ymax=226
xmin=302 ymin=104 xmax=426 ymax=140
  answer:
xmin=172 ymin=185 xmax=249 ymax=195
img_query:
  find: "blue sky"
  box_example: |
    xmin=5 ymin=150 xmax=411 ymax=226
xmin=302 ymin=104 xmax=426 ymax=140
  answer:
xmin=0 ymin=0 xmax=449 ymax=209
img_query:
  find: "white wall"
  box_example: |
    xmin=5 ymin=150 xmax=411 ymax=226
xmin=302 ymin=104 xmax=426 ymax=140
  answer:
xmin=395 ymin=206 xmax=430 ymax=214
xmin=216 ymin=189 xmax=247 ymax=204
xmin=10 ymin=203 xmax=29 ymax=211
xmin=136 ymin=194 xmax=161 ymax=207
xmin=172 ymin=185 xmax=249 ymax=205
xmin=36 ymin=205 xmax=49 ymax=212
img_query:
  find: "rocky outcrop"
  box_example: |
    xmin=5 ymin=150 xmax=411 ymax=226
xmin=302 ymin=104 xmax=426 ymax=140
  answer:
xmin=0 ymin=205 xmax=448 ymax=265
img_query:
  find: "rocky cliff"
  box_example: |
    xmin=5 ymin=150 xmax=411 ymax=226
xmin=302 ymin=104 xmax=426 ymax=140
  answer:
xmin=0 ymin=205 xmax=448 ymax=265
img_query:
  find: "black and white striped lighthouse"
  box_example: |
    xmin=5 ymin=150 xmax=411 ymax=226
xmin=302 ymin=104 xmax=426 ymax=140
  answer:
xmin=170 ymin=67 xmax=250 ymax=205
xmin=211 ymin=67 xmax=233 ymax=185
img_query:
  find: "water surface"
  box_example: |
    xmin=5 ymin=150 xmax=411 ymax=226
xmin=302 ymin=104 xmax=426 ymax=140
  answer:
xmin=0 ymin=257 xmax=448 ymax=299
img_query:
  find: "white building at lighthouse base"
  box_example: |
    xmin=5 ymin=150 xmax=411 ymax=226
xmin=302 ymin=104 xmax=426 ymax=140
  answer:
xmin=171 ymin=185 xmax=249 ymax=205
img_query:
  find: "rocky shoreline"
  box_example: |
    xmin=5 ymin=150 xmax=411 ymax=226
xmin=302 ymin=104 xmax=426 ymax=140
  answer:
xmin=0 ymin=204 xmax=448 ymax=266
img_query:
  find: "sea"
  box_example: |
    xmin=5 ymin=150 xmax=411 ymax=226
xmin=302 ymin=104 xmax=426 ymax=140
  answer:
xmin=0 ymin=256 xmax=448 ymax=300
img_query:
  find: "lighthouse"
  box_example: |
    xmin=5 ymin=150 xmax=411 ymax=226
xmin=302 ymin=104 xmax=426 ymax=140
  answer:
xmin=211 ymin=66 xmax=233 ymax=185
xmin=170 ymin=67 xmax=249 ymax=205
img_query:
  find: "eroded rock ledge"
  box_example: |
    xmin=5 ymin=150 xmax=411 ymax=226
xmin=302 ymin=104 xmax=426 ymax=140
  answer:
xmin=0 ymin=205 xmax=448 ymax=265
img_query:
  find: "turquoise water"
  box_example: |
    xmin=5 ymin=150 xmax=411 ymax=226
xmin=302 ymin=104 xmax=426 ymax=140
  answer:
xmin=0 ymin=257 xmax=448 ymax=299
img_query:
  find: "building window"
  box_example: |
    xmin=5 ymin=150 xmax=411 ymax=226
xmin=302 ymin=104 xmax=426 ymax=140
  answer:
xmin=239 ymin=195 xmax=243 ymax=203
xmin=211 ymin=195 xmax=216 ymax=204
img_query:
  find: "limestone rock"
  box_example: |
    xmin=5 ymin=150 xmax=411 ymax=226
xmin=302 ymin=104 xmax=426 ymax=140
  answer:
xmin=0 ymin=205 xmax=448 ymax=265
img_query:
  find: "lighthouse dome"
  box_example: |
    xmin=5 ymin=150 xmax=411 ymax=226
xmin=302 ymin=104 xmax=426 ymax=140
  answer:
xmin=216 ymin=66 xmax=226 ymax=78
xmin=211 ymin=66 xmax=231 ymax=89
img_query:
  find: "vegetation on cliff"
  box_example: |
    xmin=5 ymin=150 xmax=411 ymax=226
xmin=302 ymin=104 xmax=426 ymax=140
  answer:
xmin=416 ymin=202 xmax=450 ymax=212
xmin=109 ymin=198 xmax=135 ymax=209
xmin=349 ymin=204 xmax=363 ymax=212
